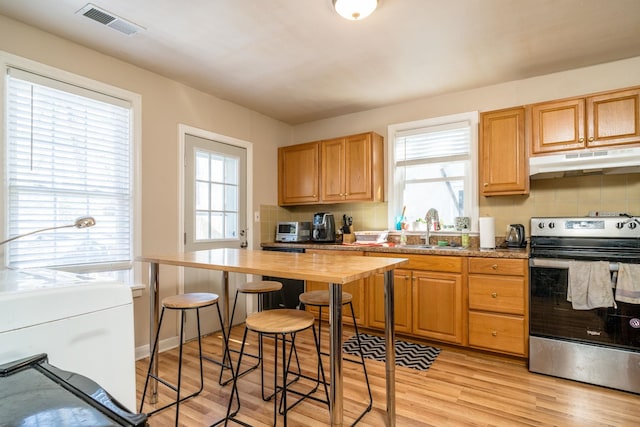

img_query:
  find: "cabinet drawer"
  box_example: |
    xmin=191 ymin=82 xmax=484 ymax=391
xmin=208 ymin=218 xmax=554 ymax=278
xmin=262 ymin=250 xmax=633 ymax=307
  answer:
xmin=368 ymin=253 xmax=462 ymax=273
xmin=468 ymin=312 xmax=525 ymax=355
xmin=468 ymin=276 xmax=525 ymax=315
xmin=468 ymin=257 xmax=526 ymax=276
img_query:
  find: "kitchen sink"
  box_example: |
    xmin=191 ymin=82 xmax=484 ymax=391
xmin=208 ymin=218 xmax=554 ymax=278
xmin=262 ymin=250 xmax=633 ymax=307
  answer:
xmin=402 ymin=244 xmax=465 ymax=250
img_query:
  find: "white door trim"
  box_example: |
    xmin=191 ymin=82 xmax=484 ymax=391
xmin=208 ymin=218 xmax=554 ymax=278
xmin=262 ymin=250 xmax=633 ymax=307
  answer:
xmin=177 ymin=124 xmax=254 ymax=295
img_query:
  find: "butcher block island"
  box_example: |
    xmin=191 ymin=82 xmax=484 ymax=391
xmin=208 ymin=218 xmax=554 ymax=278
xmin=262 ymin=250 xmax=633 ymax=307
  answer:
xmin=262 ymin=242 xmax=529 ymax=358
xmin=138 ymin=248 xmax=407 ymax=427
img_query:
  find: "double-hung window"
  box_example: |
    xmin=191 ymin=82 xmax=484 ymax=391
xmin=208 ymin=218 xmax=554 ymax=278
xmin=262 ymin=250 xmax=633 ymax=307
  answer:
xmin=2 ymin=56 xmax=140 ymax=283
xmin=388 ymin=112 xmax=479 ymax=231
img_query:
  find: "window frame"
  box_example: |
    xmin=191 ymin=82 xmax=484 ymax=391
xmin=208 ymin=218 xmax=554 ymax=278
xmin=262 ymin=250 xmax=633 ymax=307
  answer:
xmin=0 ymin=51 xmax=142 ymax=284
xmin=387 ymin=111 xmax=479 ymax=232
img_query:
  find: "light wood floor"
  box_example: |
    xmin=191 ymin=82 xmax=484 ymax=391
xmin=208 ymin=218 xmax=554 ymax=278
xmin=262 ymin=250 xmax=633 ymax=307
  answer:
xmin=136 ymin=324 xmax=639 ymax=426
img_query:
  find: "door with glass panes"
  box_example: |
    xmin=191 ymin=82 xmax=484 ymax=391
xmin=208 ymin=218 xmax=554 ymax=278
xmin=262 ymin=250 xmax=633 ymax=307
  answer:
xmin=183 ymin=132 xmax=247 ymax=340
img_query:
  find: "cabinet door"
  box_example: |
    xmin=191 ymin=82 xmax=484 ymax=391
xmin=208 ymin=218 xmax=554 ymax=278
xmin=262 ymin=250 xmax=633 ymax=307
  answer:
xmin=278 ymin=142 xmax=319 ymax=205
xmin=367 ymin=269 xmax=412 ymax=333
xmin=531 ymin=98 xmax=586 ymax=154
xmin=304 ymin=249 xmax=365 ymax=325
xmin=587 ymin=88 xmax=640 ymax=148
xmin=344 ymin=133 xmax=373 ymax=201
xmin=412 ymin=271 xmax=463 ymax=344
xmin=320 ymin=137 xmax=345 ymax=202
xmin=480 ymin=107 xmax=529 ymax=195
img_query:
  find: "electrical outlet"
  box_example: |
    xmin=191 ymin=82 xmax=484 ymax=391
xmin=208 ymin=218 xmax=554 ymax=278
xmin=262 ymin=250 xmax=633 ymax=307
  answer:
xmin=254 ymin=211 xmax=260 ymax=222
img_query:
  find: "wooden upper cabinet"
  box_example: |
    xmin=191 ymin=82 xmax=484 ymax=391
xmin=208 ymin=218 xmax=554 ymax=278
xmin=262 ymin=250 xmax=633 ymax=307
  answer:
xmin=320 ymin=137 xmax=345 ymax=202
xmin=278 ymin=141 xmax=319 ymax=205
xmin=278 ymin=131 xmax=383 ymax=206
xmin=321 ymin=132 xmax=384 ymax=203
xmin=587 ymin=87 xmax=640 ymax=148
xmin=531 ymin=98 xmax=585 ymax=154
xmin=531 ymin=87 xmax=640 ymax=155
xmin=479 ymin=107 xmax=529 ymax=196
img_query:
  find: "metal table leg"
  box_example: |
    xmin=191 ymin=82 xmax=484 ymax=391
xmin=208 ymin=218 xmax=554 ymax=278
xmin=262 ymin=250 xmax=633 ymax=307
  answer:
xmin=329 ymin=282 xmax=344 ymax=426
xmin=384 ymin=270 xmax=396 ymax=426
xmin=148 ymin=262 xmax=159 ymax=403
xmin=221 ymin=270 xmax=230 ymax=360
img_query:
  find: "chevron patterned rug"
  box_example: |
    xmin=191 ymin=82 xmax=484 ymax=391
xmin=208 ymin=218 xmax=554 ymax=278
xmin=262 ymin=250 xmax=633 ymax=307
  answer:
xmin=342 ymin=333 xmax=441 ymax=371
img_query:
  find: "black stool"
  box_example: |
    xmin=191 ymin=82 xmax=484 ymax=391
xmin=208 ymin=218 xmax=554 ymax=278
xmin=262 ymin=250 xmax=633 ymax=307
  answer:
xmin=139 ymin=292 xmax=236 ymax=426
xmin=299 ymin=290 xmax=373 ymax=425
xmin=219 ymin=280 xmax=285 ymax=390
xmin=225 ymin=309 xmax=328 ymax=426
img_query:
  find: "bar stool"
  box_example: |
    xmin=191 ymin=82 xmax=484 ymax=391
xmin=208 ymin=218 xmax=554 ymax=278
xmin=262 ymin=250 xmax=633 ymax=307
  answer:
xmin=225 ymin=309 xmax=329 ymax=426
xmin=219 ymin=280 xmax=284 ymax=388
xmin=299 ymin=290 xmax=373 ymax=425
xmin=139 ymin=292 xmax=236 ymax=426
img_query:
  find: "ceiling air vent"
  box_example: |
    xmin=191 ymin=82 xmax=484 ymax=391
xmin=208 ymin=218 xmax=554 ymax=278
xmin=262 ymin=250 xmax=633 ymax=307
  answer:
xmin=76 ymin=3 xmax=144 ymax=36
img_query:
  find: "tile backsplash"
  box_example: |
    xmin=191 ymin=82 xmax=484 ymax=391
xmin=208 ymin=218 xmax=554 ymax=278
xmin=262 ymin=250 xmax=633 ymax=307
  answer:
xmin=260 ymin=173 xmax=640 ymax=243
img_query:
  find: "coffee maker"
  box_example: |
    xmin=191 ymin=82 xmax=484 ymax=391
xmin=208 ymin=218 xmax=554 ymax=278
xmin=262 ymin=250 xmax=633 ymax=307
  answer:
xmin=311 ymin=212 xmax=336 ymax=242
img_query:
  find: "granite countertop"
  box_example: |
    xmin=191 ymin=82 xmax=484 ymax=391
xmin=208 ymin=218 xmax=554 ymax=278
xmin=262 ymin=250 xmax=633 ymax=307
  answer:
xmin=260 ymin=242 xmax=529 ymax=259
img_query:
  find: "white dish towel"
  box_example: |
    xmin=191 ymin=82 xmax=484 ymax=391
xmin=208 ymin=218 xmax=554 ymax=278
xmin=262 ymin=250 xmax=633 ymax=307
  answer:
xmin=615 ymin=263 xmax=640 ymax=304
xmin=567 ymin=260 xmax=616 ymax=310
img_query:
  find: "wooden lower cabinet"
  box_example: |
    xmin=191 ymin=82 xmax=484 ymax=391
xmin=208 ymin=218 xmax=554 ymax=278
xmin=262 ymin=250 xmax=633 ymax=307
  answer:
xmin=362 ymin=252 xmax=529 ymax=357
xmin=367 ymin=269 xmax=412 ymax=333
xmin=365 ymin=253 xmax=465 ymax=345
xmin=467 ymin=257 xmax=528 ymax=356
xmin=305 ymin=249 xmax=365 ymax=326
xmin=412 ymin=271 xmax=463 ymax=344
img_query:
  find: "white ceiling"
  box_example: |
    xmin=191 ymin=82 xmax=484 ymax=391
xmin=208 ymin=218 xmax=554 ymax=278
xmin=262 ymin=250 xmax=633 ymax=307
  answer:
xmin=1 ymin=0 xmax=640 ymax=125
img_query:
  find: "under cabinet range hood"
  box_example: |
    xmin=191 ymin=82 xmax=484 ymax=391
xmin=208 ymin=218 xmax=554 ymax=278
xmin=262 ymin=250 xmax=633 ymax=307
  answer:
xmin=529 ymin=146 xmax=640 ymax=179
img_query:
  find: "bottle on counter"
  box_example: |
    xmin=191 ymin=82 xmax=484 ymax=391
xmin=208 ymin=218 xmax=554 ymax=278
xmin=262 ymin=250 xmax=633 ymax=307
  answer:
xmin=461 ymin=227 xmax=469 ymax=248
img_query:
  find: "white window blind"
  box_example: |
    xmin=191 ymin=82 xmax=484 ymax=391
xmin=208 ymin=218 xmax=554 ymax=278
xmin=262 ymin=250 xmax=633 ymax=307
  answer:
xmin=5 ymin=67 xmax=133 ymax=270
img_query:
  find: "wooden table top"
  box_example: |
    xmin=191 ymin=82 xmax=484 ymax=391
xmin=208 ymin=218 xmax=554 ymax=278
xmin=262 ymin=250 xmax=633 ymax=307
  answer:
xmin=138 ymin=248 xmax=408 ymax=284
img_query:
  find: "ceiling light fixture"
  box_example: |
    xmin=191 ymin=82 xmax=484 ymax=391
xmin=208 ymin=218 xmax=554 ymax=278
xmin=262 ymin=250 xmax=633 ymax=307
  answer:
xmin=333 ymin=0 xmax=378 ymax=20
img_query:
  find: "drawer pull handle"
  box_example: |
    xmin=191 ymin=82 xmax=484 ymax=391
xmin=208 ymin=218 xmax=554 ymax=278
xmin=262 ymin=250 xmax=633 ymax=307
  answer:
xmin=491 ymin=264 xmax=498 ymax=270
xmin=491 ymin=330 xmax=498 ymax=337
xmin=491 ymin=292 xmax=498 ymax=298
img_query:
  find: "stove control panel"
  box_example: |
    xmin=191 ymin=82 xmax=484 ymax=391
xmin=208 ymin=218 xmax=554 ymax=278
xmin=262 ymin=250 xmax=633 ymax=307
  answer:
xmin=532 ymin=217 xmax=640 ymax=238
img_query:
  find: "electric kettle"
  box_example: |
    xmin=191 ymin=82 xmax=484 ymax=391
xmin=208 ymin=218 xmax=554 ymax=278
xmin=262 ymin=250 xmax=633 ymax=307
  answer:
xmin=505 ymin=224 xmax=526 ymax=248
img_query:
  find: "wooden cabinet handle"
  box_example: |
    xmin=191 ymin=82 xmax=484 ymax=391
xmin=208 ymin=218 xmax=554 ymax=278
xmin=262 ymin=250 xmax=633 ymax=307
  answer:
xmin=491 ymin=330 xmax=498 ymax=337
xmin=483 ymin=183 xmax=488 ymax=187
xmin=491 ymin=264 xmax=498 ymax=270
xmin=491 ymin=292 xmax=498 ymax=298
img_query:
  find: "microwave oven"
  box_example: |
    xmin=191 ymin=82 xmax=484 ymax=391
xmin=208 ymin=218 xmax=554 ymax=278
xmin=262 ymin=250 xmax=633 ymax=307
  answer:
xmin=275 ymin=221 xmax=311 ymax=243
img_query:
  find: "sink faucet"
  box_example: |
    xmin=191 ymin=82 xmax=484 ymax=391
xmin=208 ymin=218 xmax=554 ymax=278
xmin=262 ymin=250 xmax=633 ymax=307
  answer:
xmin=424 ymin=208 xmax=440 ymax=245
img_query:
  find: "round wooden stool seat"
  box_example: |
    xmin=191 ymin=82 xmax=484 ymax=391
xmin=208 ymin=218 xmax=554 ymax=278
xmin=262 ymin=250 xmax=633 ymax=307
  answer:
xmin=162 ymin=292 xmax=219 ymax=309
xmin=237 ymin=280 xmax=283 ymax=294
xmin=246 ymin=309 xmax=315 ymax=334
xmin=299 ymin=290 xmax=352 ymax=307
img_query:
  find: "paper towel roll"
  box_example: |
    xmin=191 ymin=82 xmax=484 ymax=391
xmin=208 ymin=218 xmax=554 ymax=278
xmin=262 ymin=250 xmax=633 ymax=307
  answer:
xmin=479 ymin=217 xmax=496 ymax=249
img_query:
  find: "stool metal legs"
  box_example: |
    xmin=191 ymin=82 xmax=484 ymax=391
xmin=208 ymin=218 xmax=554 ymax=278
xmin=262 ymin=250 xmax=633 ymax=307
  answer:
xmin=139 ymin=303 xmax=239 ymax=426
xmin=225 ymin=325 xmax=328 ymax=427
xmin=221 ymin=291 xmax=302 ymax=402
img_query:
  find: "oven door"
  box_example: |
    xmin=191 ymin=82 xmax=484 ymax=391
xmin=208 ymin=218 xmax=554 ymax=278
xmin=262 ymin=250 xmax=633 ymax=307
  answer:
xmin=529 ymin=258 xmax=640 ymax=350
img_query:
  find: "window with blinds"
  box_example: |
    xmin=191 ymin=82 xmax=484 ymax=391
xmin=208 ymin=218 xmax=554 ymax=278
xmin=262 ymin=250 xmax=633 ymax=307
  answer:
xmin=389 ymin=112 xmax=478 ymax=230
xmin=5 ymin=67 xmax=133 ymax=273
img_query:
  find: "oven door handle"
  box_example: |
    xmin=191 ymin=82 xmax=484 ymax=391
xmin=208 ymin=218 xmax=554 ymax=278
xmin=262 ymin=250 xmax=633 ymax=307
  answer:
xmin=529 ymin=258 xmax=571 ymax=269
xmin=529 ymin=258 xmax=619 ymax=271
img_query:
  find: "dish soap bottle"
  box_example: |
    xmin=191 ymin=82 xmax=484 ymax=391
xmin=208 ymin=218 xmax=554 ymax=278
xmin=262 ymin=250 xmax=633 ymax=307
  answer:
xmin=461 ymin=227 xmax=469 ymax=248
